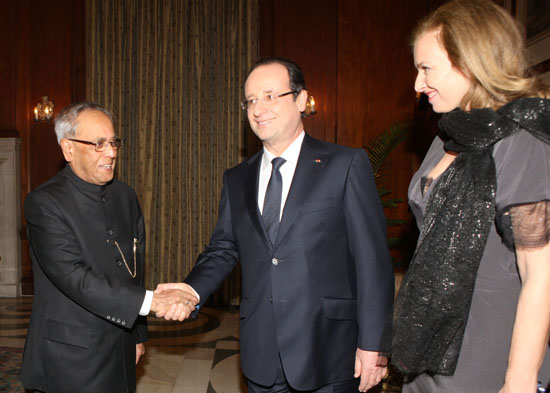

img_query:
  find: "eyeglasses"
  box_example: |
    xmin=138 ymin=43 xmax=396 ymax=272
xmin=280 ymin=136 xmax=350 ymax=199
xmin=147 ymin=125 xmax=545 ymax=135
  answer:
xmin=240 ymin=91 xmax=297 ymax=110
xmin=68 ymin=137 xmax=123 ymax=152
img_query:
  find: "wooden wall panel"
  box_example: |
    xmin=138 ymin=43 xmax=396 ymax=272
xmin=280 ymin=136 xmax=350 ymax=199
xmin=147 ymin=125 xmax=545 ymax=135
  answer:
xmin=13 ymin=0 xmax=33 ymax=294
xmin=337 ymin=1 xmax=426 ymax=222
xmin=258 ymin=0 xmax=338 ymax=145
xmin=0 ymin=3 xmax=17 ymax=131
xmin=72 ymin=1 xmax=87 ymax=102
xmin=280 ymin=0 xmax=339 ymax=143
xmin=27 ymin=0 xmax=74 ymax=190
xmin=0 ymin=0 xmax=86 ymax=294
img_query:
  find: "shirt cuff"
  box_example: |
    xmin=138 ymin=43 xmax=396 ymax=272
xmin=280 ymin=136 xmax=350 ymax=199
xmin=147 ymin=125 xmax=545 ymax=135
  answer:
xmin=139 ymin=290 xmax=153 ymax=316
xmin=189 ymin=285 xmax=201 ymax=303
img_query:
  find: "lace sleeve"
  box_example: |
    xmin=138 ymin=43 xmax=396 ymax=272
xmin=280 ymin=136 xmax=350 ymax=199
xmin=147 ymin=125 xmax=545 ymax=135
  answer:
xmin=508 ymin=200 xmax=550 ymax=250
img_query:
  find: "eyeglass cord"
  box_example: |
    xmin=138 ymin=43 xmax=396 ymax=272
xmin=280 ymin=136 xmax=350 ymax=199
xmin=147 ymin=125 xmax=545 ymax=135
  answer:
xmin=108 ymin=238 xmax=137 ymax=278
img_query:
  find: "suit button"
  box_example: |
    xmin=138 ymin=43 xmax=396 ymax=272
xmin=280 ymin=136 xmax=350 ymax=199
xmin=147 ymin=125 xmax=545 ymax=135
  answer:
xmin=117 ymin=318 xmax=121 ymax=323
xmin=121 ymin=320 xmax=126 ymax=326
xmin=106 ymin=315 xmax=111 ymax=320
xmin=116 ymin=260 xmax=122 ymax=267
xmin=269 ymin=297 xmax=273 ymax=303
xmin=107 ymin=229 xmax=114 ymax=236
xmin=272 ymin=258 xmax=279 ymax=266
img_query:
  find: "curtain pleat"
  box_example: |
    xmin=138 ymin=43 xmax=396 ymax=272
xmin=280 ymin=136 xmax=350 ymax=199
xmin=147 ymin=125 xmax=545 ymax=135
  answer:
xmin=86 ymin=0 xmax=258 ymax=305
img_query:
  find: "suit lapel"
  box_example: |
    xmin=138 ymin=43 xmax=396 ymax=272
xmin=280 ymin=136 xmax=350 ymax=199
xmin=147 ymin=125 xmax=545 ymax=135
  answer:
xmin=275 ymin=135 xmax=328 ymax=247
xmin=244 ymin=152 xmax=273 ymax=250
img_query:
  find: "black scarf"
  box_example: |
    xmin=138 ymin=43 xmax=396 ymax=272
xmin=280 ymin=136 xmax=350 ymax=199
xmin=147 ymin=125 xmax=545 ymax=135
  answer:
xmin=388 ymin=97 xmax=550 ymax=376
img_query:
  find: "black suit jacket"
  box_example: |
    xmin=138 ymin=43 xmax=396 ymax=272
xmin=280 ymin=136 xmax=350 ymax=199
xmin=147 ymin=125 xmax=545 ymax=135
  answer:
xmin=185 ymin=134 xmax=394 ymax=390
xmin=21 ymin=166 xmax=147 ymax=393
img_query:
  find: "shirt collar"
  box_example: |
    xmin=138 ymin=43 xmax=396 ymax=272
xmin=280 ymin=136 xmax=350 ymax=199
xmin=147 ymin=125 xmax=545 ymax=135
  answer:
xmin=262 ymin=131 xmax=305 ymax=168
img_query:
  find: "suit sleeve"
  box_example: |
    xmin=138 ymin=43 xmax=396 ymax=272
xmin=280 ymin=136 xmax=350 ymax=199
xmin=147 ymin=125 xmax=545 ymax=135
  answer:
xmin=343 ymin=149 xmax=394 ymax=350
xmin=25 ymin=190 xmax=146 ymax=328
xmin=135 ymin=199 xmax=148 ymax=343
xmin=185 ymin=172 xmax=239 ymax=310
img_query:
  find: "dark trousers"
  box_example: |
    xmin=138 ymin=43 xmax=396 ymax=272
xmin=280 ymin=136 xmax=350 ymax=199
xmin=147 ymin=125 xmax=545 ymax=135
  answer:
xmin=247 ymin=379 xmax=359 ymax=393
xmin=247 ymin=355 xmax=359 ymax=393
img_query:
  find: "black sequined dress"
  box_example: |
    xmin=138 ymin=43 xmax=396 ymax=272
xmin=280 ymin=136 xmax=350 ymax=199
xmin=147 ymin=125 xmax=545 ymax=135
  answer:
xmin=402 ymin=129 xmax=550 ymax=392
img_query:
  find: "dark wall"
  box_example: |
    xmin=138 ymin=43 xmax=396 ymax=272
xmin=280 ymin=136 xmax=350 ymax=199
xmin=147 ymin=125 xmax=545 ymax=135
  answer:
xmin=0 ymin=0 xmax=86 ymax=294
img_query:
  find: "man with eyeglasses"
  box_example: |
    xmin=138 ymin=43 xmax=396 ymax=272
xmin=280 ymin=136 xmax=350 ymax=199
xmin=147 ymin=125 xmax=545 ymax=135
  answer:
xmin=20 ymin=101 xmax=198 ymax=393
xmin=157 ymin=58 xmax=394 ymax=393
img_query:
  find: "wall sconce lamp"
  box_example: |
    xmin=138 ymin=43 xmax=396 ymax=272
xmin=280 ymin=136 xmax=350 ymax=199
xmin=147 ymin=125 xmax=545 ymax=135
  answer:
xmin=33 ymin=96 xmax=55 ymax=121
xmin=304 ymin=95 xmax=317 ymax=117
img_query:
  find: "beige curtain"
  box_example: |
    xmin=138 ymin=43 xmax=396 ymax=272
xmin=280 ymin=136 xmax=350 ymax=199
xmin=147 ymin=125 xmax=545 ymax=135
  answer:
xmin=86 ymin=0 xmax=258 ymax=305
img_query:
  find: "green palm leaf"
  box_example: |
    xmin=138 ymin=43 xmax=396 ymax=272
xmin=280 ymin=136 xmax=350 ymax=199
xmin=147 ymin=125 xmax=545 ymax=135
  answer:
xmin=366 ymin=123 xmax=409 ymax=180
xmin=363 ymin=123 xmax=410 ymax=269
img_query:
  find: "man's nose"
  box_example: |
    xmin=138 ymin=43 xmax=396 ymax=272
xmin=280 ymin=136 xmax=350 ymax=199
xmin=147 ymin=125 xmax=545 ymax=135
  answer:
xmin=104 ymin=143 xmax=117 ymax=158
xmin=252 ymin=100 xmax=268 ymax=116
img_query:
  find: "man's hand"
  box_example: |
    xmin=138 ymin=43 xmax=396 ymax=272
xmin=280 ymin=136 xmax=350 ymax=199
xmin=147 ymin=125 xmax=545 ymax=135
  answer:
xmin=136 ymin=343 xmax=145 ymax=365
xmin=150 ymin=287 xmax=198 ymax=320
xmin=154 ymin=283 xmax=199 ymax=321
xmin=354 ymin=349 xmax=387 ymax=392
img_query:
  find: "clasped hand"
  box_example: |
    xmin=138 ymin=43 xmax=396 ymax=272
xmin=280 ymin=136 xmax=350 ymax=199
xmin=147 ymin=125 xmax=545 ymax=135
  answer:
xmin=355 ymin=349 xmax=388 ymax=392
xmin=150 ymin=283 xmax=199 ymax=321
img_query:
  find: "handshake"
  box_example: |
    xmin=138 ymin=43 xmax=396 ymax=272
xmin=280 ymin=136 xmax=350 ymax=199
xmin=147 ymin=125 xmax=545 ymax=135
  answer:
xmin=149 ymin=283 xmax=199 ymax=321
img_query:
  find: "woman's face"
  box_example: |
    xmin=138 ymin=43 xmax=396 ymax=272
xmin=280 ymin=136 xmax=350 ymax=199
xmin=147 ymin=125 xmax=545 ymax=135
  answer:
xmin=414 ymin=30 xmax=472 ymax=113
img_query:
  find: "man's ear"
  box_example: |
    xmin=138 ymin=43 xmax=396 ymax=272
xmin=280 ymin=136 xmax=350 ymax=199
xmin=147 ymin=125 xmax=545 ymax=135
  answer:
xmin=60 ymin=139 xmax=73 ymax=162
xmin=297 ymin=89 xmax=308 ymax=112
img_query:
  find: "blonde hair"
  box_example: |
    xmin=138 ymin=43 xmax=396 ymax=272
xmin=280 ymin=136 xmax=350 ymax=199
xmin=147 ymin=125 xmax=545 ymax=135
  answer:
xmin=412 ymin=0 xmax=549 ymax=110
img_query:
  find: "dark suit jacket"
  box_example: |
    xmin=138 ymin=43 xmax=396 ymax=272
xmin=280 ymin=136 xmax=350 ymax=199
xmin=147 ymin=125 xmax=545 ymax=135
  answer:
xmin=185 ymin=134 xmax=394 ymax=390
xmin=21 ymin=165 xmax=147 ymax=393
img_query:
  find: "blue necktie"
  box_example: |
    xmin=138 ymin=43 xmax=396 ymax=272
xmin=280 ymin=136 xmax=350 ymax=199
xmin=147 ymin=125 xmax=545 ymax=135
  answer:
xmin=263 ymin=157 xmax=286 ymax=245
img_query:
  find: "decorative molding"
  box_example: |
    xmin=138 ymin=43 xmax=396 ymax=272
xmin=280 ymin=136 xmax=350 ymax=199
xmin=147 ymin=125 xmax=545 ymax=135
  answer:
xmin=0 ymin=138 xmax=21 ymax=297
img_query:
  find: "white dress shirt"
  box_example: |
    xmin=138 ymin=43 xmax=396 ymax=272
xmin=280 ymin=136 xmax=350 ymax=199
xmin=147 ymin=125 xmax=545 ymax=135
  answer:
xmin=258 ymin=131 xmax=305 ymax=219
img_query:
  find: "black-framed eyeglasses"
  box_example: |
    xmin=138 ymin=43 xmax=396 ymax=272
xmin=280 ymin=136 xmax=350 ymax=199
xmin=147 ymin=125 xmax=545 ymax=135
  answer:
xmin=68 ymin=137 xmax=123 ymax=152
xmin=240 ymin=90 xmax=297 ymax=111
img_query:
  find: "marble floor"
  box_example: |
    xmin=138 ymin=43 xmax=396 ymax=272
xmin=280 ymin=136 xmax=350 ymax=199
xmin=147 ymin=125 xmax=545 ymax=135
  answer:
xmin=0 ymin=297 xmax=247 ymax=393
xmin=0 ymin=297 xmax=400 ymax=393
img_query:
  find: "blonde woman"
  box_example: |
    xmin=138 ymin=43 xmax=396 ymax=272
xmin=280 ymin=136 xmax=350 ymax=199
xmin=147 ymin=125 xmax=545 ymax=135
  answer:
xmin=387 ymin=0 xmax=550 ymax=392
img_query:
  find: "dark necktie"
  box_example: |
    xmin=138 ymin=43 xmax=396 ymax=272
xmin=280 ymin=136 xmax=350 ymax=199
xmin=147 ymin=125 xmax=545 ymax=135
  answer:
xmin=262 ymin=157 xmax=286 ymax=245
